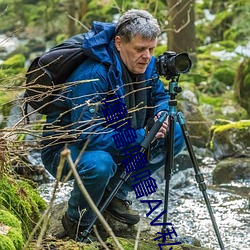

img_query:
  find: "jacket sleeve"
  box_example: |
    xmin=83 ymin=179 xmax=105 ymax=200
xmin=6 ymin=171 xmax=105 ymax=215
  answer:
xmin=65 ymin=60 xmax=146 ymax=155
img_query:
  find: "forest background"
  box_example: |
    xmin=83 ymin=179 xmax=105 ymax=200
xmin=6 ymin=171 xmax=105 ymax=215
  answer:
xmin=0 ymin=0 xmax=250 ymax=125
xmin=0 ymin=0 xmax=250 ymax=249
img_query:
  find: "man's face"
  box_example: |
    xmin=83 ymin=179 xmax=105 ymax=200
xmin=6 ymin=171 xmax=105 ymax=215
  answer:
xmin=115 ymin=35 xmax=157 ymax=74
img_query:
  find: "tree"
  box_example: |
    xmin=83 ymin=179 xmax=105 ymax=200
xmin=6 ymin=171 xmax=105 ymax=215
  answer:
xmin=66 ymin=0 xmax=88 ymax=36
xmin=166 ymin=0 xmax=196 ymax=62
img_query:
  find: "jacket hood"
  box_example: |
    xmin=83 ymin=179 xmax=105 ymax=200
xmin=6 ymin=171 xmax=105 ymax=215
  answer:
xmin=82 ymin=21 xmax=116 ymax=65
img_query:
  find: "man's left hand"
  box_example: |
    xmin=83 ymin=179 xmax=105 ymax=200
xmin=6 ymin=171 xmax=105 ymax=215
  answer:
xmin=154 ymin=112 xmax=169 ymax=139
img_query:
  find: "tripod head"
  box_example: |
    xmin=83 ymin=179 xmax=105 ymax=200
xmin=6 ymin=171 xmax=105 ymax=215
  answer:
xmin=168 ymin=76 xmax=182 ymax=100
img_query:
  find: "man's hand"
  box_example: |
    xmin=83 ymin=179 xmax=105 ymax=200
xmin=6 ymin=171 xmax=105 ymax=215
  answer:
xmin=154 ymin=111 xmax=169 ymax=139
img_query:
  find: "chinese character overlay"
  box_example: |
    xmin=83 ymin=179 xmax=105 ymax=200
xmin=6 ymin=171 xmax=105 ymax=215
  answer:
xmin=102 ymin=95 xmax=130 ymax=130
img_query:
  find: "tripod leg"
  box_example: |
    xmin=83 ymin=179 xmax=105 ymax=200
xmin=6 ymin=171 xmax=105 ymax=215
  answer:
xmin=81 ymin=170 xmax=131 ymax=240
xmin=81 ymin=114 xmax=167 ymax=241
xmin=162 ymin=113 xmax=175 ymax=238
xmin=177 ymin=112 xmax=225 ymax=250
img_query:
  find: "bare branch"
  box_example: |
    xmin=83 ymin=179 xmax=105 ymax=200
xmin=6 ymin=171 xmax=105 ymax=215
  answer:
xmin=62 ymin=148 xmax=124 ymax=250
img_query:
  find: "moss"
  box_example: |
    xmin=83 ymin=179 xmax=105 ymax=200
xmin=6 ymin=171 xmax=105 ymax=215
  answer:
xmin=0 ymin=174 xmax=47 ymax=239
xmin=213 ymin=120 xmax=250 ymax=133
xmin=0 ymin=209 xmax=21 ymax=229
xmin=106 ymin=237 xmax=189 ymax=250
xmin=55 ymin=34 xmax=68 ymax=45
xmin=217 ymin=40 xmax=237 ymax=51
xmin=1 ymin=54 xmax=25 ymax=69
xmin=0 ymin=235 xmax=16 ymax=250
xmin=199 ymin=90 xmax=248 ymax=122
xmin=0 ymin=91 xmax=17 ymax=110
xmin=209 ymin=120 xmax=250 ymax=151
xmin=0 ymin=54 xmax=26 ymax=86
xmin=0 ymin=209 xmax=24 ymax=249
xmin=7 ymin=228 xmax=24 ymax=249
xmin=199 ymin=95 xmax=224 ymax=107
xmin=213 ymin=67 xmax=235 ymax=86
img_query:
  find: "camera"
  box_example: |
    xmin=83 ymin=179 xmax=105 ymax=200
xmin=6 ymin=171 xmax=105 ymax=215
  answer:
xmin=156 ymin=51 xmax=192 ymax=79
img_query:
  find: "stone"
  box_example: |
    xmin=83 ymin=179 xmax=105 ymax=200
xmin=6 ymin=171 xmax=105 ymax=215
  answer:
xmin=209 ymin=120 xmax=250 ymax=160
xmin=213 ymin=157 xmax=250 ymax=184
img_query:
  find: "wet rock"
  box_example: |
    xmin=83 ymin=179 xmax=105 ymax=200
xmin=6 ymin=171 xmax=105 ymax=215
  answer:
xmin=170 ymin=168 xmax=193 ymax=189
xmin=213 ymin=157 xmax=250 ymax=184
xmin=209 ymin=119 xmax=250 ymax=160
xmin=179 ymin=100 xmax=211 ymax=148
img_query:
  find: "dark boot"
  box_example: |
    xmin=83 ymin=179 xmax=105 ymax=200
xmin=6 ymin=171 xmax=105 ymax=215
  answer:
xmin=105 ymin=196 xmax=140 ymax=225
xmin=61 ymin=213 xmax=97 ymax=242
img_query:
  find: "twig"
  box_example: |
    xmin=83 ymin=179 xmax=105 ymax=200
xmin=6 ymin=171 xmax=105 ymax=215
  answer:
xmin=61 ymin=148 xmax=124 ymax=250
xmin=134 ymin=219 xmax=142 ymax=250
xmin=93 ymin=225 xmax=109 ymax=250
xmin=68 ymin=14 xmax=89 ymax=31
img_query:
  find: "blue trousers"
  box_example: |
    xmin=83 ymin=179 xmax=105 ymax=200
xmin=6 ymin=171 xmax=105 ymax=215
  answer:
xmin=41 ymin=123 xmax=185 ymax=226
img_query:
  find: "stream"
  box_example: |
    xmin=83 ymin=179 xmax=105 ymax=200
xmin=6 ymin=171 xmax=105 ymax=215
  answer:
xmin=38 ymin=155 xmax=250 ymax=250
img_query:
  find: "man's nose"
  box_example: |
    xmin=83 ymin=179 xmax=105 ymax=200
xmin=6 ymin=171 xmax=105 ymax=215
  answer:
xmin=142 ymin=49 xmax=151 ymax=59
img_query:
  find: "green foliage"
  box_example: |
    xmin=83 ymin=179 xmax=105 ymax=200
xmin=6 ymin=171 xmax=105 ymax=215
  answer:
xmin=234 ymin=57 xmax=250 ymax=115
xmin=199 ymin=95 xmax=224 ymax=107
xmin=1 ymin=54 xmax=25 ymax=69
xmin=0 ymin=54 xmax=26 ymax=84
xmin=196 ymin=0 xmax=250 ymax=47
xmin=199 ymin=91 xmax=248 ymax=121
xmin=209 ymin=10 xmax=234 ymax=42
xmin=192 ymin=40 xmax=241 ymax=95
xmin=213 ymin=67 xmax=235 ymax=86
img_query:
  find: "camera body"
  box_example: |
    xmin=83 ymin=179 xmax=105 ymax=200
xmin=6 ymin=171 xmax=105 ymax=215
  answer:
xmin=156 ymin=51 xmax=192 ymax=79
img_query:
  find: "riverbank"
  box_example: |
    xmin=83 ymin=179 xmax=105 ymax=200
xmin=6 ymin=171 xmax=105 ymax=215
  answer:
xmin=38 ymin=155 xmax=250 ymax=250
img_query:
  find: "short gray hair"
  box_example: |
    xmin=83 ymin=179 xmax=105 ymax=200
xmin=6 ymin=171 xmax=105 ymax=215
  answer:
xmin=115 ymin=9 xmax=160 ymax=43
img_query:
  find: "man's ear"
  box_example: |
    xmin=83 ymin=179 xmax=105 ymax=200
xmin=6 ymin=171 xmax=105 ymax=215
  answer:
xmin=115 ymin=36 xmax=122 ymax=51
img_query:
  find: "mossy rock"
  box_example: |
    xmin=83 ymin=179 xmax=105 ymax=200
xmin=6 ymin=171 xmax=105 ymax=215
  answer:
xmin=0 ymin=209 xmax=24 ymax=250
xmin=106 ymin=237 xmax=210 ymax=250
xmin=209 ymin=120 xmax=250 ymax=160
xmin=0 ymin=174 xmax=47 ymax=239
xmin=28 ymin=237 xmax=211 ymax=250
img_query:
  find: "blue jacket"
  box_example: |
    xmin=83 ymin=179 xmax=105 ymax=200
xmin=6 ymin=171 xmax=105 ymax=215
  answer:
xmin=44 ymin=21 xmax=170 ymax=155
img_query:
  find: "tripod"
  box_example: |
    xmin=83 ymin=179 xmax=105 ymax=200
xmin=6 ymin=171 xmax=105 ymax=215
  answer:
xmin=161 ymin=77 xmax=225 ymax=250
xmin=81 ymin=111 xmax=168 ymax=241
xmin=82 ymin=77 xmax=225 ymax=250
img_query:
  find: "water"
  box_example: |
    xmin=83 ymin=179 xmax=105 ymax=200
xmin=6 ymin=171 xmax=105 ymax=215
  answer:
xmin=38 ymin=157 xmax=250 ymax=250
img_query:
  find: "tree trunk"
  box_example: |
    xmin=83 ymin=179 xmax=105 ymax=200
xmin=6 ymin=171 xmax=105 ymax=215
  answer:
xmin=78 ymin=0 xmax=88 ymax=20
xmin=67 ymin=0 xmax=76 ymax=36
xmin=167 ymin=0 xmax=196 ymax=62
